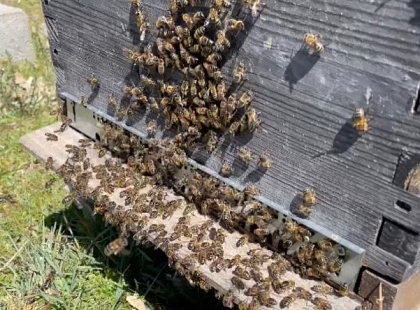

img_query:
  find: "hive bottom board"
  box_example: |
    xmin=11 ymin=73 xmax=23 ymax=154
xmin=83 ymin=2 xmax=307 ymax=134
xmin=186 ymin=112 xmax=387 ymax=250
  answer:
xmin=21 ymin=123 xmax=359 ymax=310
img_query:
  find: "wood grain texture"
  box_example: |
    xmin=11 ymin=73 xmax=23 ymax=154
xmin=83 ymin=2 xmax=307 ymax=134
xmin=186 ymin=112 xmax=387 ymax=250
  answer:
xmin=358 ymin=270 xmax=398 ymax=310
xmin=42 ymin=0 xmax=420 ymax=282
xmin=19 ymin=123 xmax=361 ymax=310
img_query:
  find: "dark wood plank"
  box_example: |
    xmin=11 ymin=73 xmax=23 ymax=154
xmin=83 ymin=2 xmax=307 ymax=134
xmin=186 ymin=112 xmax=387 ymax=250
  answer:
xmin=19 ymin=123 xmax=361 ymax=310
xmin=42 ymin=0 xmax=420 ymax=282
xmin=358 ymin=270 xmax=398 ymax=310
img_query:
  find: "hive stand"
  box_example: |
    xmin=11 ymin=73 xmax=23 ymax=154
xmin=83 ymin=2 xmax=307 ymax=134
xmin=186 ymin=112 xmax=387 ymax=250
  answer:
xmin=40 ymin=0 xmax=420 ymax=309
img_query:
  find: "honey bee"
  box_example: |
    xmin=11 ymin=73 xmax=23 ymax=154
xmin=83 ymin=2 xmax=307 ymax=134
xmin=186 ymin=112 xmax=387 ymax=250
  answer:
xmin=312 ymin=297 xmax=332 ymax=310
xmin=106 ymin=94 xmax=116 ymax=107
xmin=236 ymin=235 xmax=249 ymax=247
xmin=280 ymin=293 xmax=297 ymax=309
xmin=220 ymin=162 xmax=233 ymax=177
xmin=45 ymin=133 xmax=58 ymax=141
xmin=233 ymin=62 xmax=247 ymax=84
xmin=157 ymin=57 xmax=165 ymax=74
xmin=297 ymin=204 xmax=312 ymax=217
xmin=168 ymin=0 xmax=179 ymax=16
xmin=199 ymin=36 xmax=213 ymax=46
xmin=249 ymin=269 xmax=263 ymax=282
xmin=291 ymin=287 xmax=311 ymax=300
xmin=45 ymin=178 xmax=57 ymax=190
xmin=318 ymin=239 xmax=333 ymax=250
xmin=237 ymin=146 xmax=252 ymax=163
xmin=206 ymin=52 xmax=222 ymax=65
xmin=80 ymin=96 xmax=88 ymax=107
xmin=244 ymin=108 xmax=261 ymax=132
xmin=215 ymin=81 xmax=226 ymax=101
xmin=228 ymin=121 xmax=241 ymax=136
xmin=222 ymin=290 xmax=234 ymax=308
xmin=337 ymin=283 xmax=349 ymax=296
xmin=259 ymin=151 xmax=272 ymax=169
xmin=243 ymin=0 xmax=265 ymax=17
xmin=215 ymin=30 xmax=230 ymax=51
xmin=62 ymin=193 xmax=75 ymax=205
xmin=233 ymin=266 xmax=251 ymax=280
xmin=311 ymin=284 xmax=334 ymax=295
xmin=231 ymin=276 xmax=245 ymax=290
xmin=56 ymin=118 xmax=73 ymax=132
xmin=104 ymin=237 xmax=129 ymax=256
xmin=244 ymin=185 xmax=260 ymax=197
xmin=258 ymin=292 xmax=277 ymax=307
xmin=227 ymin=18 xmax=245 ymax=31
xmin=303 ymin=188 xmax=317 ymax=206
xmin=45 ymin=157 xmax=54 ymax=170
xmin=353 ymin=108 xmax=370 ymax=133
xmin=146 ymin=120 xmax=157 ymax=136
xmin=205 ymin=130 xmax=218 ymax=153
xmin=206 ymin=8 xmax=221 ymax=27
xmin=49 ymin=105 xmax=63 ymax=119
xmin=238 ymin=90 xmax=254 ymax=109
xmin=303 ymin=33 xmax=324 ymax=54
xmin=140 ymin=75 xmax=156 ymax=89
xmin=87 ymin=75 xmax=99 ymax=88
xmin=194 ymin=26 xmax=206 ymax=40
xmin=213 ymin=0 xmax=232 ymax=10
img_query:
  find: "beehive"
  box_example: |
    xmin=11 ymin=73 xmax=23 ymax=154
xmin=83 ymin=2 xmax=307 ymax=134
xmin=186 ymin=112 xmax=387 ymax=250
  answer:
xmin=39 ymin=0 xmax=420 ymax=309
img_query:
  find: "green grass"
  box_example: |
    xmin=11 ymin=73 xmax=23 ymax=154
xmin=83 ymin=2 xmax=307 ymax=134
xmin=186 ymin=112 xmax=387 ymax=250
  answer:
xmin=0 ymin=1 xmax=224 ymax=309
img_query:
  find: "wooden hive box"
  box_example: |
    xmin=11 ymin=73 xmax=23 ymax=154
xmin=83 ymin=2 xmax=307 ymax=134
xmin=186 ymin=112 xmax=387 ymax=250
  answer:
xmin=40 ymin=0 xmax=420 ymax=309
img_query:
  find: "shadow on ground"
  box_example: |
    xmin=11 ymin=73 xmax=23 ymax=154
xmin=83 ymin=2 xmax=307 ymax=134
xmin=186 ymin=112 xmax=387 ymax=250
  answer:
xmin=44 ymin=204 xmax=226 ymax=310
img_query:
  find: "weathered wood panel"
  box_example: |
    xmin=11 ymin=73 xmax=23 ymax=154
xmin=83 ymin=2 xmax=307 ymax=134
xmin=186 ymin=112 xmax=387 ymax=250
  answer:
xmin=41 ymin=0 xmax=420 ymax=282
xmin=19 ymin=123 xmax=361 ymax=310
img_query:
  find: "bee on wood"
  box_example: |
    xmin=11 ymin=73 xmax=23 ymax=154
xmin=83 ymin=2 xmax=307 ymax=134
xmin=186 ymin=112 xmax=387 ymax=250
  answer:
xmin=243 ymin=0 xmax=265 ymax=17
xmin=206 ymin=130 xmax=218 ymax=153
xmin=236 ymin=234 xmax=249 ymax=247
xmin=222 ymin=290 xmax=234 ymax=308
xmin=104 ymin=237 xmax=129 ymax=256
xmin=87 ymin=75 xmax=99 ymax=88
xmin=280 ymin=293 xmax=297 ymax=309
xmin=199 ymin=36 xmax=214 ymax=47
xmin=45 ymin=132 xmax=58 ymax=141
xmin=294 ymin=287 xmax=312 ymax=300
xmin=244 ymin=108 xmax=261 ymax=132
xmin=244 ymin=185 xmax=260 ymax=197
xmin=233 ymin=266 xmax=251 ymax=280
xmin=303 ymin=188 xmax=317 ymax=206
xmin=353 ymin=108 xmax=370 ymax=133
xmin=303 ymin=33 xmax=324 ymax=54
xmin=146 ymin=120 xmax=157 ymax=136
xmin=216 ymin=81 xmax=226 ymax=101
xmin=228 ymin=121 xmax=241 ymax=136
xmin=157 ymin=58 xmax=165 ymax=75
xmin=259 ymin=151 xmax=272 ymax=169
xmin=106 ymin=94 xmax=116 ymax=107
xmin=213 ymin=0 xmax=232 ymax=10
xmin=207 ymin=52 xmax=222 ymax=65
xmin=231 ymin=276 xmax=245 ymax=290
xmin=206 ymin=8 xmax=221 ymax=27
xmin=56 ymin=118 xmax=72 ymax=132
xmin=227 ymin=18 xmax=245 ymax=31
xmin=140 ymin=75 xmax=156 ymax=89
xmin=297 ymin=204 xmax=312 ymax=217
xmin=45 ymin=157 xmax=54 ymax=170
xmin=238 ymin=146 xmax=252 ymax=163
xmin=233 ymin=62 xmax=247 ymax=84
xmin=258 ymin=292 xmax=277 ymax=307
xmin=311 ymin=284 xmax=334 ymax=295
xmin=215 ymin=30 xmax=231 ymax=51
xmin=194 ymin=26 xmax=206 ymax=40
xmin=220 ymin=162 xmax=233 ymax=177
xmin=336 ymin=282 xmax=349 ymax=297
xmin=312 ymin=297 xmax=332 ymax=310
xmin=238 ymin=90 xmax=254 ymax=109
xmin=79 ymin=96 xmax=88 ymax=107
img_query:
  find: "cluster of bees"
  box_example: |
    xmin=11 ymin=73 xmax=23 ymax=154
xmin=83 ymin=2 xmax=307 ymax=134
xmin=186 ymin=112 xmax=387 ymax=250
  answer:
xmin=42 ymin=115 xmax=366 ymax=309
xmin=103 ymin=0 xmax=268 ymax=153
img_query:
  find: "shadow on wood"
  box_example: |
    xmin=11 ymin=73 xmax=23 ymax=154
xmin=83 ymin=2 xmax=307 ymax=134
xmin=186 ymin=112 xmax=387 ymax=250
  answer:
xmin=312 ymin=120 xmax=361 ymax=159
xmin=284 ymin=48 xmax=320 ymax=93
xmin=408 ymin=0 xmax=420 ymax=28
